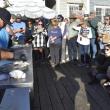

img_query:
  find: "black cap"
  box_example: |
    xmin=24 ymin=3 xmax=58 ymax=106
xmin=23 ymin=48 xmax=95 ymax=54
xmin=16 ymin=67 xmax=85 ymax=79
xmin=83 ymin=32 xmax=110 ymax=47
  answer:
xmin=0 ymin=8 xmax=11 ymax=24
xmin=57 ymin=14 xmax=64 ymax=22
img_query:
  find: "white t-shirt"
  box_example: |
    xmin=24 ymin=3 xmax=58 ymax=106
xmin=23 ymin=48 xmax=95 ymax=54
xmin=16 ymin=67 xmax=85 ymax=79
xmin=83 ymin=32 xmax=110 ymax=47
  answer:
xmin=73 ymin=26 xmax=92 ymax=45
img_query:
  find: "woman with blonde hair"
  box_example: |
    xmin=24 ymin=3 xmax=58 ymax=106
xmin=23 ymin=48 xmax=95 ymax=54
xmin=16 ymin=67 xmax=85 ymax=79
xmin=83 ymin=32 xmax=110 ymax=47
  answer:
xmin=73 ymin=20 xmax=92 ymax=66
xmin=48 ymin=18 xmax=62 ymax=67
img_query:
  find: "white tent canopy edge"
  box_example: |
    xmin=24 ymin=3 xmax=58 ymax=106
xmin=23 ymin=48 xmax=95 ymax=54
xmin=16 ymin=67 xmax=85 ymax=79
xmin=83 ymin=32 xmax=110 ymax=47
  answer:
xmin=6 ymin=0 xmax=57 ymax=19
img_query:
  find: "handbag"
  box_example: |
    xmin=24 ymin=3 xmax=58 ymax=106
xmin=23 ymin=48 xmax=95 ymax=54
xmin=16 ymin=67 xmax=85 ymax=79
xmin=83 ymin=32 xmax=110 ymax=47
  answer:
xmin=102 ymin=33 xmax=110 ymax=44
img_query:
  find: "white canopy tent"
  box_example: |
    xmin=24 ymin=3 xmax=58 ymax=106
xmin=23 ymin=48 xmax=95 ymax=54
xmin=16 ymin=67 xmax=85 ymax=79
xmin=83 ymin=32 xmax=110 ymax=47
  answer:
xmin=6 ymin=0 xmax=56 ymax=19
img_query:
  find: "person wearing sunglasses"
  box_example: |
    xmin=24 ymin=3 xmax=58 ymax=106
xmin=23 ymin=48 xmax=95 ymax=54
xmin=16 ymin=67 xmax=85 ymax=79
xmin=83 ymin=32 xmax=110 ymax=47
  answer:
xmin=11 ymin=14 xmax=26 ymax=45
xmin=88 ymin=44 xmax=110 ymax=85
xmin=32 ymin=20 xmax=47 ymax=63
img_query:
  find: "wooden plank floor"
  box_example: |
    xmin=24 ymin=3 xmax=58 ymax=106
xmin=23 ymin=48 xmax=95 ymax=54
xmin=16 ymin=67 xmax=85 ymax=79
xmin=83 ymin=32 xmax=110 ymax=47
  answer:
xmin=32 ymin=61 xmax=110 ymax=110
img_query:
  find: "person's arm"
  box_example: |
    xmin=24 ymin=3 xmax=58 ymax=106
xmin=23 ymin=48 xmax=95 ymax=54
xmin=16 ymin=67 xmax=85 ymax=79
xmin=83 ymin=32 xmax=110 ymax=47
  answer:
xmin=42 ymin=28 xmax=47 ymax=36
xmin=88 ymin=28 xmax=92 ymax=38
xmin=13 ymin=28 xmax=23 ymax=34
xmin=72 ymin=25 xmax=80 ymax=31
xmin=6 ymin=25 xmax=14 ymax=36
xmin=0 ymin=50 xmax=14 ymax=60
xmin=13 ymin=22 xmax=26 ymax=34
xmin=88 ymin=18 xmax=98 ymax=29
xmin=21 ymin=22 xmax=26 ymax=34
xmin=0 ymin=49 xmax=27 ymax=61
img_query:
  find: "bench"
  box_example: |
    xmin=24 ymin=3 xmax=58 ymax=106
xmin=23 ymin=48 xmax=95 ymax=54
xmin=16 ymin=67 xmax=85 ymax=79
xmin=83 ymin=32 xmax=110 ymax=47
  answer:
xmin=0 ymin=88 xmax=30 ymax=110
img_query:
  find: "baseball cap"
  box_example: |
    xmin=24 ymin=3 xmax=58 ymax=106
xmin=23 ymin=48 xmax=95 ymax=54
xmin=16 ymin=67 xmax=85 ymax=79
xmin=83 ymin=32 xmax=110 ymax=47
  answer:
xmin=16 ymin=14 xmax=22 ymax=19
xmin=57 ymin=14 xmax=64 ymax=22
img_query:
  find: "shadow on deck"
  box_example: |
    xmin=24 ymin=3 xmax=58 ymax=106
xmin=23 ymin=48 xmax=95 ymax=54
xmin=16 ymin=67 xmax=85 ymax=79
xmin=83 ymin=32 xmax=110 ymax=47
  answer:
xmin=32 ymin=61 xmax=110 ymax=110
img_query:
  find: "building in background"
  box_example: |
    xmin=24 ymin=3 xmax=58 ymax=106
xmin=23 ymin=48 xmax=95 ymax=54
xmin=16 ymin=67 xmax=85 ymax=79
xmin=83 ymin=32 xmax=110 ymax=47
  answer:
xmin=91 ymin=0 xmax=110 ymax=21
xmin=1 ymin=0 xmax=110 ymax=20
xmin=46 ymin=0 xmax=110 ymax=21
xmin=54 ymin=0 xmax=90 ymax=18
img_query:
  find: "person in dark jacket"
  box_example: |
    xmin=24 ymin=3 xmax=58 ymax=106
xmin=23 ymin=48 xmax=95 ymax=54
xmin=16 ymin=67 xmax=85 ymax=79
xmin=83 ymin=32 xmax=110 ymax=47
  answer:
xmin=89 ymin=44 xmax=110 ymax=84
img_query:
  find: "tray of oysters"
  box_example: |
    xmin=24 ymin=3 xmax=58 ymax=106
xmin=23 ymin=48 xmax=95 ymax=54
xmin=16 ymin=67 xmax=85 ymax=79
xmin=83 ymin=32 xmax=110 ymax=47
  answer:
xmin=13 ymin=61 xmax=30 ymax=71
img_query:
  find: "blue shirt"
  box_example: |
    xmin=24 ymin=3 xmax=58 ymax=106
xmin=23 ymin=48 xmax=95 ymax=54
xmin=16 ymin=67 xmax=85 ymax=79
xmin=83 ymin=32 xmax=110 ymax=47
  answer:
xmin=12 ymin=21 xmax=26 ymax=38
xmin=48 ymin=26 xmax=62 ymax=44
xmin=0 ymin=27 xmax=9 ymax=49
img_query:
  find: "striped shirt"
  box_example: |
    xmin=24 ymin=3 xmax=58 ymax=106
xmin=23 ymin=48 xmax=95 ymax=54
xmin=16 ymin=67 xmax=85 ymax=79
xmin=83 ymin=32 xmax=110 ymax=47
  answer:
xmin=32 ymin=27 xmax=47 ymax=48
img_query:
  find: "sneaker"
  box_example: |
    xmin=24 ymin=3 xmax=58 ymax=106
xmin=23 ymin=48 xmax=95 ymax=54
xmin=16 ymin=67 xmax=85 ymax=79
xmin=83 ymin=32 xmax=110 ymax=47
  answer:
xmin=49 ymin=61 xmax=55 ymax=67
xmin=61 ymin=60 xmax=66 ymax=63
xmin=103 ymin=82 xmax=110 ymax=86
xmin=51 ymin=63 xmax=55 ymax=67
xmin=66 ymin=58 xmax=69 ymax=61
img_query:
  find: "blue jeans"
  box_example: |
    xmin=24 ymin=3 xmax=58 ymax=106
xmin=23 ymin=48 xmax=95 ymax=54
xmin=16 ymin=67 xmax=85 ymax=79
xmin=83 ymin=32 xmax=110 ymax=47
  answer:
xmin=18 ymin=35 xmax=25 ymax=44
xmin=98 ymin=41 xmax=104 ymax=50
xmin=79 ymin=44 xmax=90 ymax=63
xmin=68 ymin=38 xmax=77 ymax=61
xmin=79 ymin=44 xmax=89 ymax=55
xmin=90 ymin=38 xmax=97 ymax=59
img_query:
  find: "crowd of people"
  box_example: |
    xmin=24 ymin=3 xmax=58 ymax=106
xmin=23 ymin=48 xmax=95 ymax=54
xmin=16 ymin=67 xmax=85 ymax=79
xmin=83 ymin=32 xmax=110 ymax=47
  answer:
xmin=1 ymin=7 xmax=110 ymax=87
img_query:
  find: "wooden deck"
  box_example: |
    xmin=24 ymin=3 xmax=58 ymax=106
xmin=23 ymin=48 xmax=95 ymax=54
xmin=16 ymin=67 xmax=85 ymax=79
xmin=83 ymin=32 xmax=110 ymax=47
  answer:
xmin=32 ymin=61 xmax=110 ymax=110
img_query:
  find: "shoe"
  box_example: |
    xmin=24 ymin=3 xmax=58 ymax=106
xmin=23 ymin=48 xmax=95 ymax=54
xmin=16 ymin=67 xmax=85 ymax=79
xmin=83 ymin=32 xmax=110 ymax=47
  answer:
xmin=103 ymin=82 xmax=110 ymax=86
xmin=61 ymin=60 xmax=66 ymax=64
xmin=51 ymin=63 xmax=55 ymax=67
xmin=49 ymin=61 xmax=55 ymax=67
xmin=66 ymin=58 xmax=69 ymax=61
